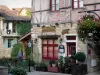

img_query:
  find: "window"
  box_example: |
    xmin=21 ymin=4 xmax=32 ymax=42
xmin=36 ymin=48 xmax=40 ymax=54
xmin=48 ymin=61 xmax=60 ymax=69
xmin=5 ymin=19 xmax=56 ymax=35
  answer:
xmin=42 ymin=39 xmax=58 ymax=60
xmin=8 ymin=39 xmax=12 ymax=48
xmin=72 ymin=0 xmax=83 ymax=8
xmin=12 ymin=23 xmax=16 ymax=33
xmin=50 ymin=0 xmax=60 ymax=11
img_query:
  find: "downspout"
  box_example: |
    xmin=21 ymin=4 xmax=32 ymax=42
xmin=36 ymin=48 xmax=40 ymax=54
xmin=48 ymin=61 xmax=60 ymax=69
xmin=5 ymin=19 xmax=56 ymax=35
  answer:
xmin=70 ymin=0 xmax=72 ymax=27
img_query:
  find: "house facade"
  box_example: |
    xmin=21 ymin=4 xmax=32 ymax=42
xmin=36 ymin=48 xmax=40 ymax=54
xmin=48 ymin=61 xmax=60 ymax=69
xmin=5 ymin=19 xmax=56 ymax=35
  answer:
xmin=0 ymin=5 xmax=31 ymax=58
xmin=31 ymin=0 xmax=100 ymax=72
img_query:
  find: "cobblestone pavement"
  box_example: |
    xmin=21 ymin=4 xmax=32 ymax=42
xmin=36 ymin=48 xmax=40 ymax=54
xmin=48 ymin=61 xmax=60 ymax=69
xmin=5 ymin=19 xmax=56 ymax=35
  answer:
xmin=27 ymin=71 xmax=100 ymax=75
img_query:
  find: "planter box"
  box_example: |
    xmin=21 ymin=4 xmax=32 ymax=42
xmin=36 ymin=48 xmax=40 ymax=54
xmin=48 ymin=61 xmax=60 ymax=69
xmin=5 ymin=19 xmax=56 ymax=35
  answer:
xmin=0 ymin=66 xmax=8 ymax=75
xmin=48 ymin=66 xmax=59 ymax=72
xmin=71 ymin=64 xmax=87 ymax=75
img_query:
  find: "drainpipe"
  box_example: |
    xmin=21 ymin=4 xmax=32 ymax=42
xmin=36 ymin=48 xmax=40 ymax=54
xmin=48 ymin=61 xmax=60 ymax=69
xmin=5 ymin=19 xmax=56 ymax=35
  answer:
xmin=70 ymin=0 xmax=72 ymax=27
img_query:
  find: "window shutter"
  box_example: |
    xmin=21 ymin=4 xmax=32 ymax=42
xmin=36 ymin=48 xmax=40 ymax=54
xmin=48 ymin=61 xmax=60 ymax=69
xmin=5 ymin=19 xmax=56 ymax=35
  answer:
xmin=50 ymin=0 xmax=52 ymax=11
xmin=4 ymin=38 xmax=8 ymax=48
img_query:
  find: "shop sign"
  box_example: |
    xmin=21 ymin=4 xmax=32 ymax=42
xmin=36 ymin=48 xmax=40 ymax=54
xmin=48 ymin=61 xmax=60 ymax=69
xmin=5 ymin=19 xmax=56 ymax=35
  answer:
xmin=41 ymin=32 xmax=56 ymax=35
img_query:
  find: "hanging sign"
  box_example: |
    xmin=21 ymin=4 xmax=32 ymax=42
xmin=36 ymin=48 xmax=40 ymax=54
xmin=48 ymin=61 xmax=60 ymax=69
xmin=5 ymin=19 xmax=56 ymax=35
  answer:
xmin=58 ymin=45 xmax=65 ymax=53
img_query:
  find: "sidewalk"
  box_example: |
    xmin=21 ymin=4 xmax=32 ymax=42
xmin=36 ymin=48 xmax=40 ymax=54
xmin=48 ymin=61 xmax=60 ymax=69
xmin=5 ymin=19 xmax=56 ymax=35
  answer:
xmin=27 ymin=71 xmax=100 ymax=75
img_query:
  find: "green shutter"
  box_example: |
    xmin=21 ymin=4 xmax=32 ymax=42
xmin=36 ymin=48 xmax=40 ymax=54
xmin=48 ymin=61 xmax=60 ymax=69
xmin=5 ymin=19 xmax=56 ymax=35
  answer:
xmin=4 ymin=39 xmax=8 ymax=48
xmin=11 ymin=38 xmax=17 ymax=47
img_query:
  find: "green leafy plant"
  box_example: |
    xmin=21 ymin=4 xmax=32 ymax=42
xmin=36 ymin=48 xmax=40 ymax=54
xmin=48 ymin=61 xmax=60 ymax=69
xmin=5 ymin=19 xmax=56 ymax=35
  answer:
xmin=75 ymin=52 xmax=86 ymax=62
xmin=26 ymin=47 xmax=32 ymax=59
xmin=49 ymin=60 xmax=56 ymax=66
xmin=64 ymin=57 xmax=71 ymax=73
xmin=77 ymin=15 xmax=100 ymax=42
xmin=10 ymin=67 xmax=27 ymax=75
xmin=11 ymin=43 xmax=23 ymax=58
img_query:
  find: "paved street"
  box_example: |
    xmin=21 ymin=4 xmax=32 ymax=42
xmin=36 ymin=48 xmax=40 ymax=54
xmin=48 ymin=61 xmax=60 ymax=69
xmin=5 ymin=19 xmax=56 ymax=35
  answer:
xmin=27 ymin=71 xmax=100 ymax=75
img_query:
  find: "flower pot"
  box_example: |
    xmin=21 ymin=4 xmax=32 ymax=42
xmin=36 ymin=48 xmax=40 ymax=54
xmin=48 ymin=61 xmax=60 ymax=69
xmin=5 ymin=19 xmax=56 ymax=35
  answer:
xmin=52 ymin=64 xmax=56 ymax=67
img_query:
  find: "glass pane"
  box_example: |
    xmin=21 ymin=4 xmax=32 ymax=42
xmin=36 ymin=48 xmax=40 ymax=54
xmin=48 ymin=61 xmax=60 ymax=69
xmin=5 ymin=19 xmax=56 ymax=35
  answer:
xmin=48 ymin=40 xmax=53 ymax=44
xmin=56 ymin=4 xmax=59 ymax=10
xmin=52 ymin=0 xmax=55 ymax=4
xmin=54 ymin=40 xmax=58 ymax=44
xmin=43 ymin=46 xmax=47 ymax=50
xmin=48 ymin=52 xmax=53 ymax=58
xmin=80 ymin=1 xmax=83 ymax=7
xmin=54 ymin=46 xmax=58 ymax=50
xmin=48 ymin=46 xmax=53 ymax=52
xmin=43 ymin=46 xmax=47 ymax=57
xmin=43 ymin=53 xmax=47 ymax=57
xmin=74 ymin=2 xmax=78 ymax=8
xmin=54 ymin=53 xmax=58 ymax=58
xmin=43 ymin=40 xmax=47 ymax=44
xmin=52 ymin=5 xmax=55 ymax=11
xmin=67 ymin=36 xmax=76 ymax=40
xmin=56 ymin=0 xmax=59 ymax=10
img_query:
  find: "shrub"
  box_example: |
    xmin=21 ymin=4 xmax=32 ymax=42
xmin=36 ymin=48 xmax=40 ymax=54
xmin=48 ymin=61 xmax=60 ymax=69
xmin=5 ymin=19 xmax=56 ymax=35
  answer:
xmin=0 ymin=58 xmax=11 ymax=66
xmin=10 ymin=68 xmax=27 ymax=75
xmin=75 ymin=52 xmax=86 ymax=62
xmin=11 ymin=43 xmax=23 ymax=58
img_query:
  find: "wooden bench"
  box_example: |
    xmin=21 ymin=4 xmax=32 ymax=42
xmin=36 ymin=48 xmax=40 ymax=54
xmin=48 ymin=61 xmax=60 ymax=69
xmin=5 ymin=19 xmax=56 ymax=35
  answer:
xmin=0 ymin=66 xmax=8 ymax=75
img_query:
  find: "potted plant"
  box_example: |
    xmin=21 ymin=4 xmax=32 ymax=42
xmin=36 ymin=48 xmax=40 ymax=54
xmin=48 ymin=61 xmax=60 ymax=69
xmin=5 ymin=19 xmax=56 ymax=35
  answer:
xmin=39 ymin=61 xmax=47 ymax=71
xmin=71 ymin=52 xmax=87 ymax=75
xmin=48 ymin=60 xmax=59 ymax=72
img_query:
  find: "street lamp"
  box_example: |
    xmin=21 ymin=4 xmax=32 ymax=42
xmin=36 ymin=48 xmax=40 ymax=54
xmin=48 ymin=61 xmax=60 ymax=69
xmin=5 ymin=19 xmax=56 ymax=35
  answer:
xmin=28 ymin=40 xmax=33 ymax=72
xmin=78 ymin=10 xmax=100 ymax=19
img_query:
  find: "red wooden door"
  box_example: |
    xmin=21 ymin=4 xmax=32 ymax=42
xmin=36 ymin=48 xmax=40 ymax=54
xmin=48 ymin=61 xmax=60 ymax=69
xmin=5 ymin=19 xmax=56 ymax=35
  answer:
xmin=66 ymin=42 xmax=76 ymax=56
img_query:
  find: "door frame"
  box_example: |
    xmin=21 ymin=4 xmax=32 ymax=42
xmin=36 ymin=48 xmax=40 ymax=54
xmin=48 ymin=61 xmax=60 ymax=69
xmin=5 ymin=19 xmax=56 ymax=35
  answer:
xmin=64 ymin=34 xmax=78 ymax=56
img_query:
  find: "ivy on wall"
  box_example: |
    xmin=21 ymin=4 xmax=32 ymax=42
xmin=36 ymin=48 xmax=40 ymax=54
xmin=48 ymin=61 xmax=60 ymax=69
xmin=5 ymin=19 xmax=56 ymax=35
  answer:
xmin=16 ymin=21 xmax=31 ymax=36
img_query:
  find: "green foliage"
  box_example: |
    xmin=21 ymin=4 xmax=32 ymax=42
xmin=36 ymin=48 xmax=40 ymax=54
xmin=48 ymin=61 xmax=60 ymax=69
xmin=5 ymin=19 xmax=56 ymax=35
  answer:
xmin=11 ymin=43 xmax=23 ymax=58
xmin=26 ymin=10 xmax=31 ymax=17
xmin=26 ymin=47 xmax=32 ymax=59
xmin=75 ymin=52 xmax=86 ymax=62
xmin=0 ymin=58 xmax=11 ymax=66
xmin=64 ymin=57 xmax=71 ymax=65
xmin=10 ymin=67 xmax=27 ymax=75
xmin=77 ymin=15 xmax=100 ymax=42
xmin=49 ymin=60 xmax=56 ymax=66
xmin=40 ymin=61 xmax=47 ymax=68
xmin=16 ymin=21 xmax=31 ymax=36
